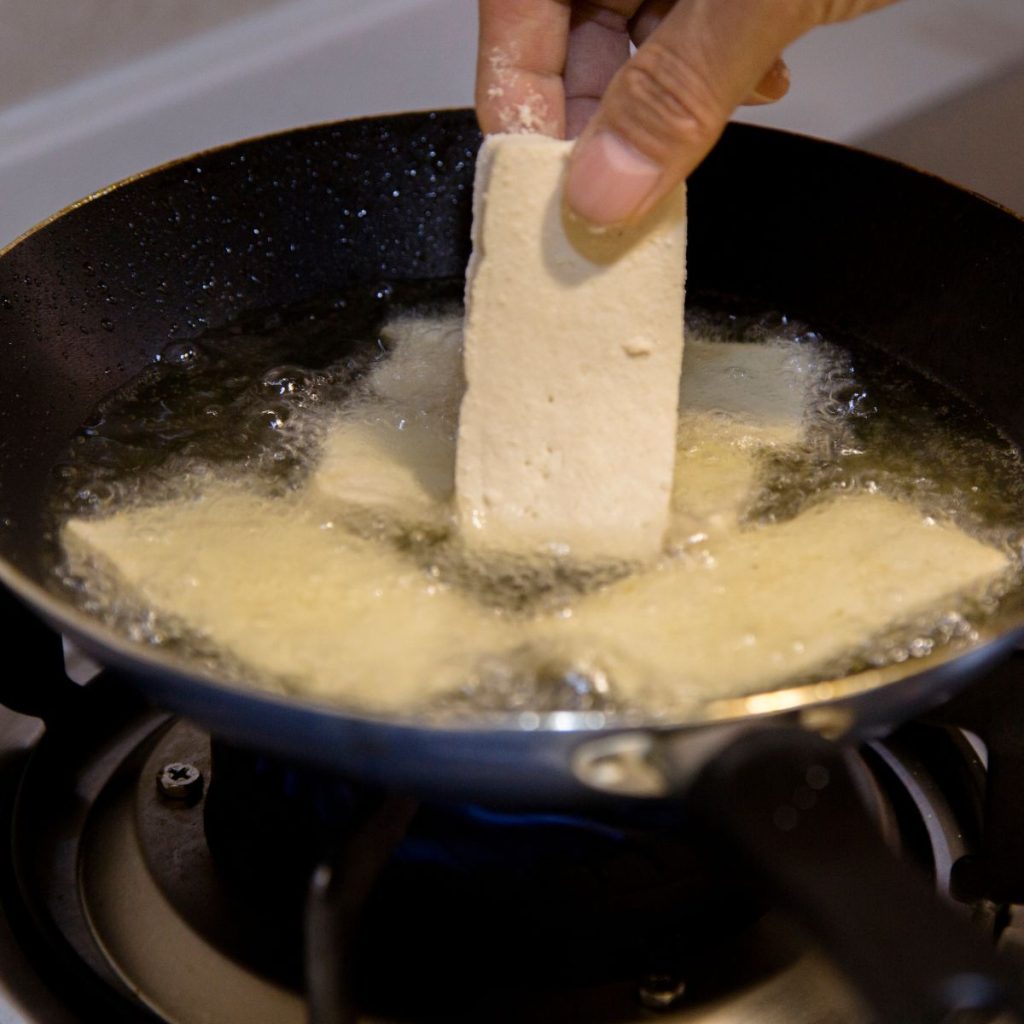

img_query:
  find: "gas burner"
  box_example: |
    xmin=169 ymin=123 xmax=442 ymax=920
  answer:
xmin=0 ymin=664 xmax=1000 ymax=1023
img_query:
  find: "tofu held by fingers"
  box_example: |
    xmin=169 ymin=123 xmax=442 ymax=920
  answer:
xmin=455 ymin=133 xmax=687 ymax=563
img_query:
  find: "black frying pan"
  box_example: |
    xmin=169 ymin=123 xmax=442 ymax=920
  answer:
xmin=2 ymin=109 xmax=1024 ymax=1020
xmin=0 ymin=109 xmax=1021 ymax=803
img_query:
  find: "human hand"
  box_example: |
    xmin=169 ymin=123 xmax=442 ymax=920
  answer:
xmin=476 ymin=1 xmax=898 ymax=226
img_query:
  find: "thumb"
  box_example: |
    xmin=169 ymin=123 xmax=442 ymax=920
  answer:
xmin=564 ymin=0 xmax=824 ymax=225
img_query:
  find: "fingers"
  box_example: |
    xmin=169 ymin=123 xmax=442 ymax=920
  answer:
xmin=631 ymin=0 xmax=790 ymax=106
xmin=564 ymin=4 xmax=636 ymax=139
xmin=476 ymin=0 xmax=571 ymax=137
xmin=566 ymin=0 xmax=801 ymax=224
xmin=566 ymin=0 xmax=898 ymax=225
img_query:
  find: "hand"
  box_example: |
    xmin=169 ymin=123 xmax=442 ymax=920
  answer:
xmin=476 ymin=1 xmax=898 ymax=226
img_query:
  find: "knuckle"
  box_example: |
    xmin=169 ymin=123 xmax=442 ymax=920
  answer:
xmin=813 ymin=0 xmax=887 ymax=24
xmin=612 ymin=42 xmax=721 ymax=148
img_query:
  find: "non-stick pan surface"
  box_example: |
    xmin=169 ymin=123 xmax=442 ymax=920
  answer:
xmin=1 ymin=109 xmax=1023 ymax=804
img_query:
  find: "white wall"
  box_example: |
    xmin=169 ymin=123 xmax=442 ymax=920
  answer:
xmin=0 ymin=0 xmax=288 ymax=108
xmin=2 ymin=0 xmax=1023 ymax=246
xmin=737 ymin=0 xmax=1024 ymax=140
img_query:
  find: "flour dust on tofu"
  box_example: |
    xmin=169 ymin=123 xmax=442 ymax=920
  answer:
xmin=49 ymin=283 xmax=1024 ymax=721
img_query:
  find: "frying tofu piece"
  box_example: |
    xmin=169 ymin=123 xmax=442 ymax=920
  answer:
xmin=456 ymin=133 xmax=686 ymax=562
xmin=668 ymin=434 xmax=761 ymax=542
xmin=368 ymin=314 xmax=464 ymax=416
xmin=311 ymin=315 xmax=462 ymax=530
xmin=311 ymin=413 xmax=453 ymax=532
xmin=63 ymin=486 xmax=508 ymax=710
xmin=62 ymin=487 xmax=1011 ymax=715
xmin=679 ymin=339 xmax=820 ymax=448
xmin=668 ymin=338 xmax=826 ymax=541
xmin=314 ymin=309 xmax=820 ymax=546
xmin=531 ymin=493 xmax=1011 ymax=706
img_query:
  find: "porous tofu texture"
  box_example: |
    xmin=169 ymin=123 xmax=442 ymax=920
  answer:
xmin=455 ymin=133 xmax=687 ymax=562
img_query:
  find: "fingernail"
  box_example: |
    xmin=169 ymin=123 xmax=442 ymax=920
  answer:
xmin=567 ymin=131 xmax=662 ymax=226
xmin=750 ymin=61 xmax=791 ymax=103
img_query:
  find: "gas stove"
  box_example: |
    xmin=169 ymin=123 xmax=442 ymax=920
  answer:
xmin=1 ymin=581 xmax=1023 ymax=1023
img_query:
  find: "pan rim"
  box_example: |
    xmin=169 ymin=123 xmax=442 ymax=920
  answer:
xmin=0 ymin=108 xmax=476 ymax=263
xmin=3 ymin=106 xmax=1019 ymax=268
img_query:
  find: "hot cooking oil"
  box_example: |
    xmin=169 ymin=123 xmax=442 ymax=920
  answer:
xmin=47 ymin=281 xmax=1024 ymax=718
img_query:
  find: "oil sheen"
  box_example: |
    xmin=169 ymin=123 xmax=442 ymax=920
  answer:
xmin=49 ymin=281 xmax=1024 ymax=721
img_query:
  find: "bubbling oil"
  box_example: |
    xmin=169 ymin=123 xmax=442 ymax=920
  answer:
xmin=49 ymin=280 xmax=1024 ymax=720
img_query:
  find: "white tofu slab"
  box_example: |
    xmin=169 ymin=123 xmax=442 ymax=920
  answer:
xmin=310 ymin=415 xmax=453 ymax=531
xmin=369 ymin=314 xmax=464 ymax=416
xmin=668 ymin=337 xmax=826 ymax=542
xmin=311 ymin=314 xmax=462 ymax=531
xmin=531 ymin=493 xmax=1011 ymax=707
xmin=668 ymin=433 xmax=761 ymax=543
xmin=63 ymin=486 xmax=508 ymax=710
xmin=312 ymin=324 xmax=823 ymax=546
xmin=679 ymin=339 xmax=821 ymax=448
xmin=62 ymin=487 xmax=1011 ymax=715
xmin=456 ymin=133 xmax=686 ymax=562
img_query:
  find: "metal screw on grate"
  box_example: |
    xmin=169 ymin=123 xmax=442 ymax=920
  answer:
xmin=157 ymin=762 xmax=204 ymax=804
xmin=638 ymin=972 xmax=686 ymax=1011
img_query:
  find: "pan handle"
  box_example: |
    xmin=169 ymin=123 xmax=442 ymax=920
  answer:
xmin=0 ymin=584 xmax=81 ymax=719
xmin=667 ymin=726 xmax=1024 ymax=1024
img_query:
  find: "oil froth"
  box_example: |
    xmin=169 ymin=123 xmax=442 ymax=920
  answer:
xmin=49 ymin=284 xmax=1024 ymax=719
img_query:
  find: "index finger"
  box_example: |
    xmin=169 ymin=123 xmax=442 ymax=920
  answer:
xmin=476 ymin=0 xmax=571 ymax=137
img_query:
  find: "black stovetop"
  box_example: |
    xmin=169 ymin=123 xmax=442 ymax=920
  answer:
xmin=2 ymin=579 xmax=1024 ymax=1023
